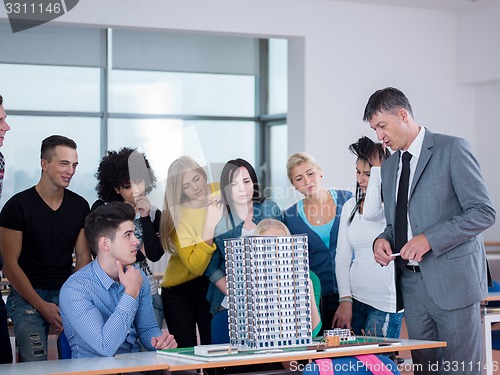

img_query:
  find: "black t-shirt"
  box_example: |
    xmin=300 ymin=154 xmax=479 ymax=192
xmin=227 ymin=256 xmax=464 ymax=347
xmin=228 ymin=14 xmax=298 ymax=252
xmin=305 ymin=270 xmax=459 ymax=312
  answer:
xmin=0 ymin=186 xmax=90 ymax=290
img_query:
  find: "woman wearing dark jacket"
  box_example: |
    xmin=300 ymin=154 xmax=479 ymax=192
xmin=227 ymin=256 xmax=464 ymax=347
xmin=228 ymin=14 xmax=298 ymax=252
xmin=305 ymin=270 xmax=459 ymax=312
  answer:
xmin=205 ymin=158 xmax=281 ymax=343
xmin=283 ymin=152 xmax=352 ymax=335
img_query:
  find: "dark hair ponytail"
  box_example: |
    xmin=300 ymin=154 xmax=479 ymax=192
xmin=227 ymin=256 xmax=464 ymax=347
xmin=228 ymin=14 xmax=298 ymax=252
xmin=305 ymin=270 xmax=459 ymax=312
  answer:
xmin=347 ymin=136 xmax=390 ymax=224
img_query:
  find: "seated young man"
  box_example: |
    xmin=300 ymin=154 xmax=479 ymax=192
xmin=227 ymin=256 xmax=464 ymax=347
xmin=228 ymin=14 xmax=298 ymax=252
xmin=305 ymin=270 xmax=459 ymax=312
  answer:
xmin=60 ymin=202 xmax=177 ymax=358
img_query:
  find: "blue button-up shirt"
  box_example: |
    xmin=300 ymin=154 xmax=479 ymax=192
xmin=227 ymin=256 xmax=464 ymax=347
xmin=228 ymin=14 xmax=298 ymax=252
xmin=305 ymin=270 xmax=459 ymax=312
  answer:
xmin=60 ymin=259 xmax=161 ymax=358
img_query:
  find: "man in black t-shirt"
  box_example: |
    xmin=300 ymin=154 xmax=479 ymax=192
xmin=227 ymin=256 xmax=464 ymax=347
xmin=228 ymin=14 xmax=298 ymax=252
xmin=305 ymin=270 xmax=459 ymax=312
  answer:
xmin=0 ymin=135 xmax=92 ymax=362
xmin=0 ymin=94 xmax=13 ymax=364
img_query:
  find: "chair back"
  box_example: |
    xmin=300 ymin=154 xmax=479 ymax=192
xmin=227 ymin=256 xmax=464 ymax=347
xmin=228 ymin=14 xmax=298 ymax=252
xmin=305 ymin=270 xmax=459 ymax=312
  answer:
xmin=57 ymin=332 xmax=72 ymax=359
xmin=211 ymin=309 xmax=230 ymax=344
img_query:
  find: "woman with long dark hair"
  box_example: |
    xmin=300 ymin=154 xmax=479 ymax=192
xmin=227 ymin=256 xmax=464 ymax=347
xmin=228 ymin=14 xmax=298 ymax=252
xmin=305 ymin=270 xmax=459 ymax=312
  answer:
xmin=333 ymin=136 xmax=402 ymax=338
xmin=205 ymin=158 xmax=281 ymax=343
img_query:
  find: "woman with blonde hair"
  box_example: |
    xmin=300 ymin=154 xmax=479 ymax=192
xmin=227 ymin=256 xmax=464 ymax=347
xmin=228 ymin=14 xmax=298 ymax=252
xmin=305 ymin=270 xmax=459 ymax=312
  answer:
xmin=283 ymin=152 xmax=352 ymax=335
xmin=160 ymin=156 xmax=223 ymax=347
xmin=254 ymin=218 xmax=289 ymax=237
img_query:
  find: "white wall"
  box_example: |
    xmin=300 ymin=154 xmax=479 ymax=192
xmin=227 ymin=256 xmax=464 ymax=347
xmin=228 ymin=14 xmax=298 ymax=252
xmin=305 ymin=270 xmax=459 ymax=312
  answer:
xmin=2 ymin=0 xmax=497 ymax=239
xmin=295 ymin=2 xmax=474 ymax=194
xmin=458 ymin=1 xmax=500 ymax=84
xmin=475 ymin=83 xmax=500 ymax=242
xmin=457 ymin=2 xmax=500 ymax=241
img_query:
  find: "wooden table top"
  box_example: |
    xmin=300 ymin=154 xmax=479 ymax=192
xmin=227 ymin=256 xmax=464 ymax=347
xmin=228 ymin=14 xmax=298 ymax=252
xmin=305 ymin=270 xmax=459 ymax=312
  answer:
xmin=0 ymin=338 xmax=446 ymax=374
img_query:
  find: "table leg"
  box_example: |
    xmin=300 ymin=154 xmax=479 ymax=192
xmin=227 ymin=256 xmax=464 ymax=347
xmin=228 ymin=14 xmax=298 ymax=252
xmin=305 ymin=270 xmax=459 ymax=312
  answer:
xmin=482 ymin=312 xmax=500 ymax=375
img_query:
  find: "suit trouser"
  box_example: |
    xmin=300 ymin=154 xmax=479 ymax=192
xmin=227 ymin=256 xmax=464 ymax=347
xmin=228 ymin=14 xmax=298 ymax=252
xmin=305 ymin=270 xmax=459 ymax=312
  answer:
xmin=401 ymin=268 xmax=481 ymax=375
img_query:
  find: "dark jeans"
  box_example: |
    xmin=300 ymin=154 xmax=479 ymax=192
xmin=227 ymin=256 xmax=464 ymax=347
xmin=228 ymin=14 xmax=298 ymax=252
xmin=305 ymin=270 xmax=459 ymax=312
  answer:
xmin=0 ymin=296 xmax=13 ymax=364
xmin=319 ymin=293 xmax=339 ymax=335
xmin=161 ymin=276 xmax=212 ymax=348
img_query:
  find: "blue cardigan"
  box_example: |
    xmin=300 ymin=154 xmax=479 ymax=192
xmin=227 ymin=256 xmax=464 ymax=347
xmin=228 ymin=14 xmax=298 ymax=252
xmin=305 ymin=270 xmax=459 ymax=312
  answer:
xmin=283 ymin=189 xmax=352 ymax=297
xmin=205 ymin=199 xmax=282 ymax=314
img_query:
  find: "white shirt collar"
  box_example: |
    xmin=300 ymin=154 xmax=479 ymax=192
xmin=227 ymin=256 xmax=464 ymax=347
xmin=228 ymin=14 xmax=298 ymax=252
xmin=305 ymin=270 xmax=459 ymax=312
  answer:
xmin=404 ymin=126 xmax=426 ymax=161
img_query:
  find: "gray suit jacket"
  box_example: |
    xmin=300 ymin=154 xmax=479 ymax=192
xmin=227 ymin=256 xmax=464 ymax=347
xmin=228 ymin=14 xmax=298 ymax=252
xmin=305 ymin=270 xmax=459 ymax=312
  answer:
xmin=380 ymin=129 xmax=496 ymax=311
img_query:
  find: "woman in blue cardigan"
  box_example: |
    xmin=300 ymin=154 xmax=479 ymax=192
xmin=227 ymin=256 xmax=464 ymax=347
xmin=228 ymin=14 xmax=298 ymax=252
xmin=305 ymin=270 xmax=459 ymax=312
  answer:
xmin=205 ymin=158 xmax=282 ymax=343
xmin=283 ymin=152 xmax=352 ymax=335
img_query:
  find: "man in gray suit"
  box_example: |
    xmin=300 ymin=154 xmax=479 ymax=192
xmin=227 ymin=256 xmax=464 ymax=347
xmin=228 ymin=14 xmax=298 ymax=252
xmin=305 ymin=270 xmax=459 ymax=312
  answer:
xmin=364 ymin=87 xmax=495 ymax=375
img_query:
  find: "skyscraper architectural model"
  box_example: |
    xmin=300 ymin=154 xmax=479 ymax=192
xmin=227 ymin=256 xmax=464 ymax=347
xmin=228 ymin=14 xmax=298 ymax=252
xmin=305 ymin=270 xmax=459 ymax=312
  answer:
xmin=225 ymin=234 xmax=312 ymax=350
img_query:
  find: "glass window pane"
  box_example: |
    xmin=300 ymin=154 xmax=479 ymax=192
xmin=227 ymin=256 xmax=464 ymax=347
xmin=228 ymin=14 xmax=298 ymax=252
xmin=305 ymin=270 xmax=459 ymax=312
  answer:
xmin=268 ymin=39 xmax=288 ymax=115
xmin=109 ymin=70 xmax=255 ymax=116
xmin=268 ymin=124 xmax=293 ymax=211
xmin=0 ymin=116 xmax=100 ymax=208
xmin=0 ymin=64 xmax=101 ymax=112
xmin=108 ymin=118 xmax=256 ymax=208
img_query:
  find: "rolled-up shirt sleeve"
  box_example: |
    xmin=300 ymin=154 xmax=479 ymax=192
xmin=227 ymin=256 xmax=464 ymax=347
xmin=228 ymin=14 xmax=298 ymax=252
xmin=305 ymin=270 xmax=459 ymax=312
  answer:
xmin=363 ymin=166 xmax=385 ymax=222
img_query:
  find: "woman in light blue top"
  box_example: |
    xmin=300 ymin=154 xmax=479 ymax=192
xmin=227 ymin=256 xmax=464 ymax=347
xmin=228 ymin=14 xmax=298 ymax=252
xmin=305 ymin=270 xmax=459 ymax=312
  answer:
xmin=283 ymin=152 xmax=352 ymax=335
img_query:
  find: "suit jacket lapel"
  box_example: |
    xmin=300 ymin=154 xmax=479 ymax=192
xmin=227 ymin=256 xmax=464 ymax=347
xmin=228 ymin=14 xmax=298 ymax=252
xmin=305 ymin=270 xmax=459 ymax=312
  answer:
xmin=410 ymin=129 xmax=433 ymax=197
xmin=384 ymin=152 xmax=399 ymax=211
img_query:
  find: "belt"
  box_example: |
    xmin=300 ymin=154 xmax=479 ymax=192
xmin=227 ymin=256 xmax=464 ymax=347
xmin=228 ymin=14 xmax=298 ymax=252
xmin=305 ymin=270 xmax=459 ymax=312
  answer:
xmin=405 ymin=265 xmax=421 ymax=273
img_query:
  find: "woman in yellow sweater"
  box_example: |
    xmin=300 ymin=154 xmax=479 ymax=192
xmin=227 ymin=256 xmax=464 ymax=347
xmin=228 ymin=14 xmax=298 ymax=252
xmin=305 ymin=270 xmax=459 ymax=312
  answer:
xmin=159 ymin=156 xmax=223 ymax=347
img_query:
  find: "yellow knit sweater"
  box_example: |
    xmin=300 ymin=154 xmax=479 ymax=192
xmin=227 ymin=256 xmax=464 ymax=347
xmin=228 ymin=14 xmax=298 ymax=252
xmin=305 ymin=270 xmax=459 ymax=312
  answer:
xmin=161 ymin=185 xmax=219 ymax=287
